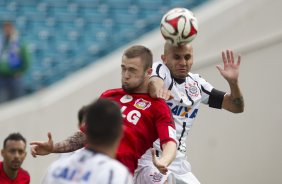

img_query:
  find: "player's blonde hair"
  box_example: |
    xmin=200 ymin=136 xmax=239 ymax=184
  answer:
xmin=123 ymin=45 xmax=153 ymax=70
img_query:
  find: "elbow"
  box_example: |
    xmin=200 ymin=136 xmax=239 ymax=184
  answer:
xmin=236 ymin=102 xmax=245 ymax=113
xmin=238 ymin=106 xmax=244 ymax=113
xmin=224 ymin=103 xmax=244 ymax=113
xmin=231 ymin=106 xmax=244 ymax=113
xmin=234 ymin=109 xmax=244 ymax=114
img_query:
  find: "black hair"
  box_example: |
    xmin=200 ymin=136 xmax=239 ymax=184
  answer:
xmin=3 ymin=133 xmax=26 ymax=149
xmin=77 ymin=105 xmax=87 ymax=126
xmin=85 ymin=98 xmax=123 ymax=146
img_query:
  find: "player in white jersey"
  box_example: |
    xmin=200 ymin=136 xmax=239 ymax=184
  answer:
xmin=134 ymin=42 xmax=244 ymax=184
xmin=42 ymin=98 xmax=133 ymax=184
xmin=42 ymin=148 xmax=132 ymax=184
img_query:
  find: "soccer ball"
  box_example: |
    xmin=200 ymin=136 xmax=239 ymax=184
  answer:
xmin=160 ymin=7 xmax=198 ymax=45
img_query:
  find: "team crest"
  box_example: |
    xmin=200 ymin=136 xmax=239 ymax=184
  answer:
xmin=186 ymin=82 xmax=199 ymax=97
xmin=120 ymin=95 xmax=133 ymax=103
xmin=149 ymin=172 xmax=163 ymax=182
xmin=134 ymin=98 xmax=151 ymax=110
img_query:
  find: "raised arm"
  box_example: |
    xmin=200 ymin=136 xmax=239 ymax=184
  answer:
xmin=148 ymin=76 xmax=173 ymax=100
xmin=151 ymin=141 xmax=177 ymax=174
xmin=216 ymin=50 xmax=244 ymax=113
xmin=30 ymin=131 xmax=86 ymax=158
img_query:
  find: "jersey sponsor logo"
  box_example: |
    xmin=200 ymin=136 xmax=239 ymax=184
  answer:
xmin=52 ymin=167 xmax=91 ymax=182
xmin=120 ymin=95 xmax=133 ymax=103
xmin=167 ymin=102 xmax=198 ymax=119
xmin=134 ymin=98 xmax=151 ymax=110
xmin=121 ymin=106 xmax=141 ymax=125
xmin=185 ymin=82 xmax=199 ymax=97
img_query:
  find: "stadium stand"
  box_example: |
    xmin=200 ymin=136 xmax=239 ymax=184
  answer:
xmin=1 ymin=0 xmax=282 ymax=184
xmin=0 ymin=0 xmax=208 ymax=94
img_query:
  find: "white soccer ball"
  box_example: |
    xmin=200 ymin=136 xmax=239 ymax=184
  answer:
xmin=160 ymin=7 xmax=198 ymax=45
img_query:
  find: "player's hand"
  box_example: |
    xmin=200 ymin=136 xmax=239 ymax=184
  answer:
xmin=30 ymin=132 xmax=54 ymax=158
xmin=216 ymin=50 xmax=241 ymax=85
xmin=156 ymin=89 xmax=174 ymax=101
xmin=151 ymin=148 xmax=168 ymax=175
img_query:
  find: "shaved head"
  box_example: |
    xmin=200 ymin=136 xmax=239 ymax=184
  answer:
xmin=162 ymin=41 xmax=194 ymax=79
xmin=163 ymin=41 xmax=193 ymax=56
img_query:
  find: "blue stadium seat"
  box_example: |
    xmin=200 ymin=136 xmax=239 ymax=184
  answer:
xmin=0 ymin=2 xmax=18 ymax=21
xmin=15 ymin=16 xmax=29 ymax=31
xmin=0 ymin=0 xmax=209 ymax=93
xmin=9 ymin=0 xmax=38 ymax=5
xmin=48 ymin=6 xmax=77 ymax=21
xmin=43 ymin=0 xmax=69 ymax=7
xmin=106 ymin=0 xmax=132 ymax=8
xmin=79 ymin=6 xmax=109 ymax=23
xmin=169 ymin=0 xmax=195 ymax=7
xmin=71 ymin=0 xmax=100 ymax=7
xmin=137 ymin=0 xmax=163 ymax=9
xmin=111 ymin=7 xmax=139 ymax=24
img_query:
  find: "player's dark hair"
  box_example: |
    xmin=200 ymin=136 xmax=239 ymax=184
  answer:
xmin=3 ymin=133 xmax=26 ymax=149
xmin=123 ymin=45 xmax=153 ymax=70
xmin=85 ymin=98 xmax=123 ymax=146
xmin=77 ymin=105 xmax=87 ymax=126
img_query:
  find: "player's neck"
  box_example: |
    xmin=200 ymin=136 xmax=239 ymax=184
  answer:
xmin=132 ymin=80 xmax=149 ymax=93
xmin=133 ymin=86 xmax=148 ymax=93
xmin=173 ymin=77 xmax=186 ymax=84
xmin=87 ymin=144 xmax=117 ymax=159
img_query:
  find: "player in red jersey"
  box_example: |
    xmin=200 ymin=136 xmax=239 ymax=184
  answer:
xmin=30 ymin=45 xmax=177 ymax=175
xmin=1 ymin=133 xmax=30 ymax=184
xmin=98 ymin=88 xmax=176 ymax=174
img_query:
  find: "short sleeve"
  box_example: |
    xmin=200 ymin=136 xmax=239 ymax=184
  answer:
xmin=151 ymin=61 xmax=173 ymax=90
xmin=195 ymin=74 xmax=226 ymax=109
xmin=151 ymin=61 xmax=168 ymax=80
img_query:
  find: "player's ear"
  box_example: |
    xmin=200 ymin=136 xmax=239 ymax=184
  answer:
xmin=146 ymin=68 xmax=152 ymax=77
xmin=161 ymin=54 xmax=167 ymax=64
xmin=1 ymin=149 xmax=4 ymax=157
xmin=23 ymin=150 xmax=27 ymax=159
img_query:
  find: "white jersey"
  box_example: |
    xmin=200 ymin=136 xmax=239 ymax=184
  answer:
xmin=151 ymin=61 xmax=225 ymax=155
xmin=42 ymin=148 xmax=133 ymax=184
xmin=134 ymin=61 xmax=226 ymax=183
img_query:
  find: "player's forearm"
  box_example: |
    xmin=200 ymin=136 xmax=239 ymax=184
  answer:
xmin=52 ymin=131 xmax=86 ymax=153
xmin=159 ymin=141 xmax=177 ymax=166
xmin=148 ymin=77 xmax=165 ymax=98
xmin=223 ymin=82 xmax=244 ymax=113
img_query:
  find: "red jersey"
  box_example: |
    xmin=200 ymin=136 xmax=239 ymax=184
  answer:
xmin=100 ymin=88 xmax=176 ymax=174
xmin=0 ymin=161 xmax=30 ymax=184
xmin=81 ymin=88 xmax=176 ymax=174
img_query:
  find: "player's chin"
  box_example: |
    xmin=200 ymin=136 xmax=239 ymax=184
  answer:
xmin=122 ymin=85 xmax=133 ymax=93
xmin=176 ymin=73 xmax=188 ymax=79
xmin=11 ymin=162 xmax=22 ymax=170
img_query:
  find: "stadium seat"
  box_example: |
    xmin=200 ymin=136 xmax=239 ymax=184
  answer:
xmin=106 ymin=0 xmax=132 ymax=8
xmin=71 ymin=0 xmax=100 ymax=7
xmin=111 ymin=7 xmax=139 ymax=24
xmin=137 ymin=0 xmax=163 ymax=9
xmin=0 ymin=0 xmax=209 ymax=92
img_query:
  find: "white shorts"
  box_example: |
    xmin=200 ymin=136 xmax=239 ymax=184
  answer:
xmin=134 ymin=164 xmax=170 ymax=184
xmin=134 ymin=149 xmax=201 ymax=184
